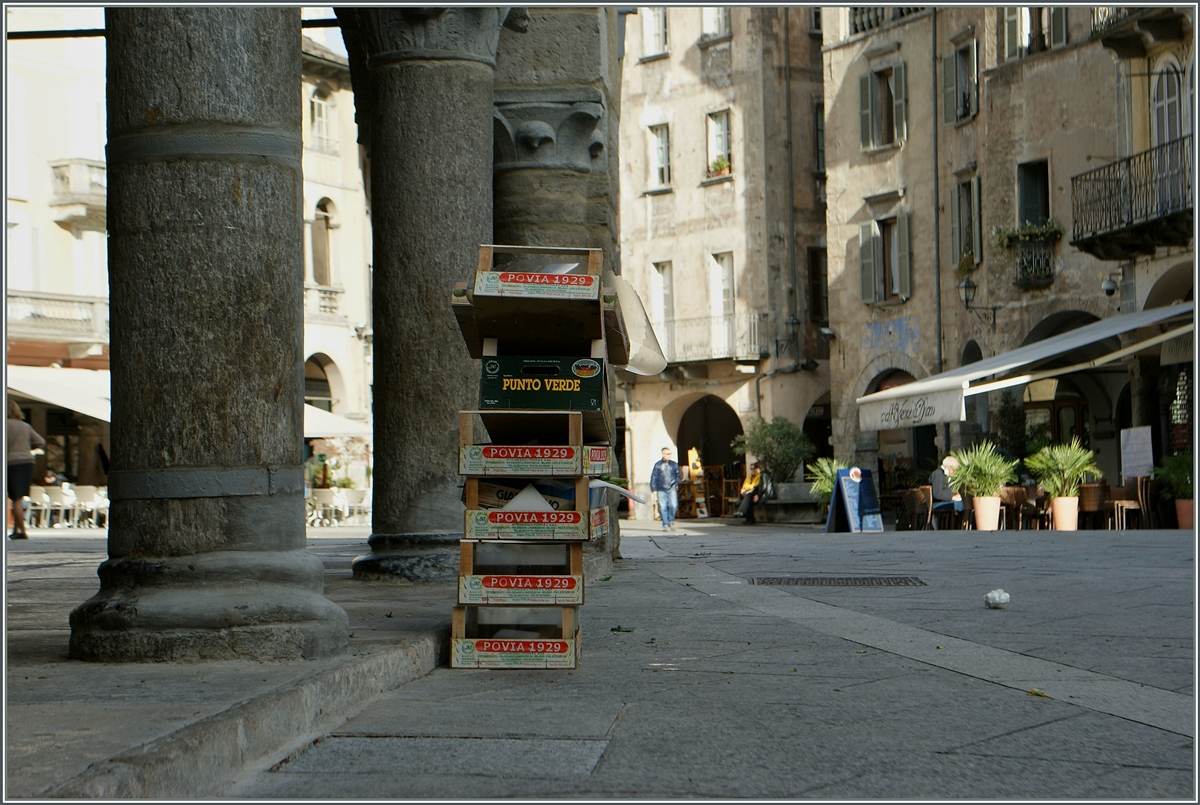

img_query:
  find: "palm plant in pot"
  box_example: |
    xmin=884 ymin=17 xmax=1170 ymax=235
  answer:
xmin=805 ymin=457 xmax=850 ymax=519
xmin=947 ymin=441 xmax=1019 ymax=531
xmin=1023 ymin=438 xmax=1102 ymax=531
xmin=1154 ymin=450 xmax=1193 ymax=529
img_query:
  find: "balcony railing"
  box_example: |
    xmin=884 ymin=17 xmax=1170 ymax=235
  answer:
xmin=49 ymin=158 xmax=106 ymax=203
xmin=1070 ymin=135 xmax=1193 ymax=260
xmin=1012 ymin=241 xmax=1056 ymax=289
xmin=1091 ymin=7 xmax=1140 ymax=36
xmin=849 ymin=7 xmax=923 ymax=36
xmin=7 ymin=291 xmax=109 ymax=342
xmin=656 ymin=313 xmax=766 ymax=364
xmin=305 ymin=284 xmax=343 ymax=317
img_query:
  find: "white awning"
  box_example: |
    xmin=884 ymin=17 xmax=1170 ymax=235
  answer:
xmin=856 ymin=302 xmax=1194 ymax=432
xmin=6 ymin=365 xmax=371 ymax=438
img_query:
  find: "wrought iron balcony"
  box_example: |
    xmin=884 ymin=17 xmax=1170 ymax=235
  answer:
xmin=48 ymin=159 xmax=106 ymax=229
xmin=7 ymin=291 xmax=109 ymax=343
xmin=655 ymin=313 xmax=766 ymax=364
xmin=1011 ymin=240 xmax=1056 ymax=289
xmin=1070 ymin=135 xmax=1193 ymax=261
xmin=1091 ymin=7 xmax=1189 ymax=57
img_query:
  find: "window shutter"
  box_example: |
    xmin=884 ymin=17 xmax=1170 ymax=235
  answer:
xmin=897 ymin=212 xmax=911 ymax=299
xmin=1050 ymin=8 xmax=1067 ymax=48
xmin=893 ymin=62 xmax=907 ymax=142
xmin=969 ymin=40 xmax=979 ymax=116
xmin=1018 ymin=168 xmax=1041 ymax=226
xmin=971 ymin=176 xmax=983 ymax=265
xmin=859 ymin=74 xmax=872 ymax=148
xmin=1004 ymin=8 xmax=1020 ymax=61
xmin=942 ymin=55 xmax=957 ymax=124
xmin=859 ymin=222 xmax=877 ymax=303
xmin=949 ymin=185 xmax=960 ymax=259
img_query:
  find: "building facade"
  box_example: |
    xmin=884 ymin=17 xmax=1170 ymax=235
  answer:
xmin=821 ymin=5 xmax=1192 ymax=492
xmin=619 ymin=6 xmax=830 ymax=515
xmin=6 ymin=8 xmax=375 ymax=488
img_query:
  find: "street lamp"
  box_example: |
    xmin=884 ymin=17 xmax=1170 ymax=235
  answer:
xmin=957 ymin=277 xmax=1000 ymax=328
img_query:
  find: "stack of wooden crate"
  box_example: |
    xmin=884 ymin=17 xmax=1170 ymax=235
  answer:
xmin=448 ymin=245 xmax=628 ymax=669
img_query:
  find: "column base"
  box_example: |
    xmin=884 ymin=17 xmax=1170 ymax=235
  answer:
xmin=352 ymin=532 xmax=462 ymax=582
xmin=68 ymin=550 xmax=349 ymax=662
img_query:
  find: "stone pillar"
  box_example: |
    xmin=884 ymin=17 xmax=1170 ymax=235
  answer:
xmin=491 ymin=8 xmax=624 ymax=577
xmin=69 ymin=8 xmax=348 ymax=661
xmin=341 ymin=9 xmax=512 ymax=580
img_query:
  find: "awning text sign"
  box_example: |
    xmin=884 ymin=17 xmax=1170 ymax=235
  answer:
xmin=858 ymin=388 xmax=963 ymax=431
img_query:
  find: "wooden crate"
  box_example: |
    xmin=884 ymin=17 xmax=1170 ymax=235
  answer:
xmin=458 ymin=411 xmax=613 ymax=477
xmin=451 ymin=605 xmax=579 ymax=669
xmin=458 ymin=541 xmax=583 ymax=605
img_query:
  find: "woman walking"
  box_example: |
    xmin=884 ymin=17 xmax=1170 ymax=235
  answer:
xmin=7 ymin=399 xmax=45 ymax=539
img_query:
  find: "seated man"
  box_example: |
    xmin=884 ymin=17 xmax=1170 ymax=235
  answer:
xmin=735 ymin=461 xmax=764 ymax=525
xmin=929 ymin=455 xmax=965 ymax=527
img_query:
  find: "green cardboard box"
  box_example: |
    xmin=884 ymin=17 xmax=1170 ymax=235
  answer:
xmin=480 ymin=356 xmax=606 ymax=412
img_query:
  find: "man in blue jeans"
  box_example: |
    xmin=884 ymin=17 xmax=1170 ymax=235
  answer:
xmin=650 ymin=446 xmax=682 ymax=531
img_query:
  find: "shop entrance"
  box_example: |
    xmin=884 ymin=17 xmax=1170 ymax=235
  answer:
xmin=803 ymin=393 xmax=834 ymax=460
xmin=674 ymin=395 xmax=744 ymax=517
xmin=868 ymin=370 xmax=938 ymax=492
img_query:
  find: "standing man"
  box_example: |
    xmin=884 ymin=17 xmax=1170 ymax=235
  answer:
xmin=650 ymin=446 xmax=682 ymax=531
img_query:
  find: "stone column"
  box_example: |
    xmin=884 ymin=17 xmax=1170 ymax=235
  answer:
xmin=69 ymin=7 xmax=348 ymax=661
xmin=341 ymin=9 xmax=512 ymax=580
xmin=491 ymin=8 xmax=624 ymax=577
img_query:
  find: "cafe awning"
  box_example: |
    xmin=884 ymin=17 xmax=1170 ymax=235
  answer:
xmin=6 ymin=366 xmax=372 ymax=438
xmin=856 ymin=302 xmax=1194 ymax=432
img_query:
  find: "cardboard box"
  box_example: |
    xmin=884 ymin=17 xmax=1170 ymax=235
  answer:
xmin=451 ymin=604 xmax=579 ymax=669
xmin=451 ymin=636 xmax=577 ymax=669
xmin=458 ymin=574 xmax=584 ymax=605
xmin=463 ymin=507 xmax=607 ymax=540
xmin=458 ymin=444 xmax=612 ymax=477
xmin=469 ymin=479 xmax=576 ymax=511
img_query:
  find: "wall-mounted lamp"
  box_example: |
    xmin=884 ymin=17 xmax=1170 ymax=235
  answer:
xmin=957 ymin=277 xmax=1000 ymax=328
xmin=775 ymin=314 xmax=801 ymax=357
xmin=800 ymin=358 xmax=819 ymax=371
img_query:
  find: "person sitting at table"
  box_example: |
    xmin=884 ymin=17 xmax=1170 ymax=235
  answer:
xmin=735 ymin=461 xmax=764 ymax=525
xmin=929 ymin=456 xmax=965 ymax=526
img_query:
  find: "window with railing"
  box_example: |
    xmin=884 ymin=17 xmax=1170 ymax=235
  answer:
xmin=1003 ymin=7 xmax=1067 ymax=61
xmin=658 ymin=313 xmax=765 ymax=363
xmin=849 ymin=7 xmax=923 ymax=36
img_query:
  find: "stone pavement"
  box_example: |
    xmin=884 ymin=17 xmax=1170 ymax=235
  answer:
xmin=5 ymin=521 xmax=1195 ymax=799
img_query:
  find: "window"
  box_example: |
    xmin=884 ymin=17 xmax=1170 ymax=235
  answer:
xmin=1153 ymin=65 xmax=1182 ymax=146
xmin=810 ymin=7 xmax=822 ymax=33
xmin=650 ymin=125 xmax=671 ymax=186
xmin=310 ymin=87 xmax=336 ymax=153
xmin=707 ymin=110 xmax=731 ymax=177
xmin=950 ymin=176 xmax=982 ymax=267
xmin=312 ymin=199 xmax=334 ymax=286
xmin=702 ymin=7 xmax=730 ymax=39
xmin=859 ymin=213 xmax=911 ymax=303
xmin=1004 ymin=8 xmax=1066 ymax=61
xmin=809 ymin=248 xmax=829 ymax=359
xmin=653 ymin=261 xmax=674 ymax=322
xmin=942 ymin=41 xmax=978 ymax=123
xmin=710 ymin=252 xmax=735 ymax=354
xmin=1016 ymin=160 xmax=1050 ymax=226
xmin=814 ymin=101 xmax=825 ymax=172
xmin=859 ymin=63 xmax=907 ymax=149
xmin=644 ymin=7 xmax=668 ymax=55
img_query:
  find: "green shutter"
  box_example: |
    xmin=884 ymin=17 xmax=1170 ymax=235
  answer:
xmin=969 ymin=40 xmax=979 ymax=116
xmin=859 ymin=221 xmax=876 ymax=303
xmin=949 ymin=185 xmax=960 ymax=260
xmin=897 ymin=212 xmax=911 ymax=299
xmin=971 ymin=176 xmax=983 ymax=265
xmin=1050 ymin=8 xmax=1067 ymax=47
xmin=859 ymin=73 xmax=872 ymax=148
xmin=942 ymin=55 xmax=957 ymax=124
xmin=1004 ymin=8 xmax=1021 ymax=61
xmin=893 ymin=62 xmax=907 ymax=142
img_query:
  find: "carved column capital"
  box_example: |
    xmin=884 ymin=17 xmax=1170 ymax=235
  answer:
xmin=493 ymin=88 xmax=608 ymax=173
xmin=352 ymin=7 xmax=514 ymax=67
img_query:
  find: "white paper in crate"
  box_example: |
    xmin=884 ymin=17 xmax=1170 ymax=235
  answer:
xmin=500 ymin=485 xmax=555 ymax=511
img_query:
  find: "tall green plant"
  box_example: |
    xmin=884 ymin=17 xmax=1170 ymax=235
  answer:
xmin=730 ymin=417 xmax=814 ymax=485
xmin=994 ymin=390 xmax=1027 ymax=464
xmin=1155 ymin=451 xmax=1193 ymax=500
xmin=948 ymin=441 xmax=1019 ymax=497
xmin=1024 ymin=438 xmax=1102 ymax=498
xmin=805 ymin=457 xmax=851 ymax=505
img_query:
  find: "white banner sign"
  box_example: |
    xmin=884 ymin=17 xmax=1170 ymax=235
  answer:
xmin=857 ymin=388 xmax=964 ymax=431
xmin=1160 ymin=333 xmax=1194 ymax=366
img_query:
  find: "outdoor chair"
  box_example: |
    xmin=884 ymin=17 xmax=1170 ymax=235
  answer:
xmin=24 ymin=485 xmax=48 ymax=528
xmin=310 ymin=489 xmax=341 ymax=527
xmin=903 ymin=485 xmax=932 ymax=530
xmin=42 ymin=486 xmax=77 ymax=528
xmin=1078 ymin=483 xmax=1109 ymax=530
xmin=72 ymin=485 xmax=108 ymax=528
xmin=998 ymin=486 xmax=1027 ymax=530
xmin=342 ymin=488 xmax=368 ymax=525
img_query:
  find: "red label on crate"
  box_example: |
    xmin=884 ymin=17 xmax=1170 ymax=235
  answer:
xmin=498 ymin=272 xmax=595 ymax=287
xmin=482 ymin=575 xmax=578 ymax=590
xmin=592 ymin=508 xmax=607 ymax=527
xmin=476 ymin=639 xmax=570 ymax=654
xmin=589 ymin=447 xmax=608 ymax=461
xmin=482 ymin=446 xmax=575 ymax=460
xmin=488 ymin=511 xmax=582 ymax=524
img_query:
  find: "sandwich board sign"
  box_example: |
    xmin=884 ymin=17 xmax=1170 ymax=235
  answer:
xmin=825 ymin=467 xmax=884 ymax=533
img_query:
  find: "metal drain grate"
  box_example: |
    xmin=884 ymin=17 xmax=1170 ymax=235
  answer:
xmin=750 ymin=577 xmax=926 ymax=587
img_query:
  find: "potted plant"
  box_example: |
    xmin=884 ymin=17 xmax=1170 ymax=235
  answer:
xmin=1023 ymin=438 xmax=1102 ymax=531
xmin=709 ymin=155 xmax=731 ymax=177
xmin=1155 ymin=450 xmax=1193 ymax=529
xmin=805 ymin=457 xmax=850 ymax=518
xmin=948 ymin=441 xmax=1019 ymax=531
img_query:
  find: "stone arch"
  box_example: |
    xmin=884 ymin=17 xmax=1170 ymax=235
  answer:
xmin=304 ymin=352 xmax=347 ymax=414
xmin=835 ymin=352 xmax=934 ymax=478
xmin=1142 ymin=261 xmax=1194 ymax=309
xmin=311 ymin=198 xmax=338 ymax=286
xmin=660 ymin=391 xmax=715 ymax=447
xmin=673 ymin=394 xmax=745 ymax=471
